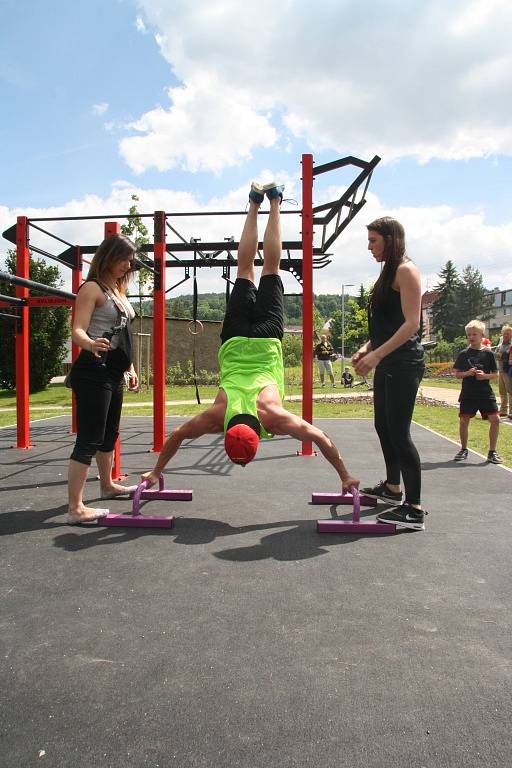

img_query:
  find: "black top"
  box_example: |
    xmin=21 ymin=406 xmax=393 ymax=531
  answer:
xmin=454 ymin=347 xmax=497 ymax=401
xmin=368 ymin=287 xmax=424 ymax=369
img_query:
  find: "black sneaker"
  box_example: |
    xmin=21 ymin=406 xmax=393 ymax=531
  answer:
xmin=487 ymin=450 xmax=503 ymax=464
xmin=454 ymin=448 xmax=468 ymax=461
xmin=377 ymin=504 xmax=426 ymax=531
xmin=361 ymin=480 xmax=402 ymax=505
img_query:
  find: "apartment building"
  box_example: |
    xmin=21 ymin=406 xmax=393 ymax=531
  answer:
xmin=485 ymin=288 xmax=512 ymax=335
xmin=421 ymin=290 xmax=438 ymax=343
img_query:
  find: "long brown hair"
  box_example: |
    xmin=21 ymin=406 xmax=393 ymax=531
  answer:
xmin=87 ymin=234 xmax=137 ymax=294
xmin=367 ymin=217 xmax=407 ymax=312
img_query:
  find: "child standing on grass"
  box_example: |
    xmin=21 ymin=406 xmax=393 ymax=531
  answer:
xmin=453 ymin=319 xmax=502 ymax=464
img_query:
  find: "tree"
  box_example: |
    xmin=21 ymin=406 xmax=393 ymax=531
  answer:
xmin=344 ymin=299 xmax=369 ymax=352
xmin=312 ymin=305 xmax=325 ymax=337
xmin=356 ymin=283 xmax=369 ymax=311
xmin=282 ymin=333 xmax=302 ymax=367
xmin=0 ymin=251 xmax=69 ymax=392
xmin=328 ymin=297 xmax=368 ymax=355
xmin=458 ymin=265 xmax=494 ymax=324
xmin=432 ymin=261 xmax=463 ymax=342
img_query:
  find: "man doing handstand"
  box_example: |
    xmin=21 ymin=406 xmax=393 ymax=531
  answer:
xmin=142 ymin=182 xmax=359 ymax=492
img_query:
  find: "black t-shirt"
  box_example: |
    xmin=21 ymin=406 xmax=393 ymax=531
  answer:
xmin=454 ymin=347 xmax=497 ymax=401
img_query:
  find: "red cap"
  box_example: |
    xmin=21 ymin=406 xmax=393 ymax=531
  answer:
xmin=224 ymin=423 xmax=259 ymax=466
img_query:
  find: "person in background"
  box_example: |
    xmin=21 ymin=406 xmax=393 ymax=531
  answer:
xmin=314 ymin=334 xmax=336 ymax=387
xmin=353 ymin=216 xmax=426 ymax=531
xmin=453 ymin=319 xmax=502 ymax=464
xmin=341 ymin=367 xmax=354 ymax=387
xmin=494 ymin=323 xmax=512 ymax=419
xmin=66 ymin=234 xmax=139 ymax=524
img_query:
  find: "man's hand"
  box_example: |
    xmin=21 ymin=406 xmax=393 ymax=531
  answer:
xmin=342 ymin=474 xmax=360 ymax=493
xmin=351 ymin=349 xmax=368 ymax=366
xmin=141 ymin=470 xmax=160 ymax=488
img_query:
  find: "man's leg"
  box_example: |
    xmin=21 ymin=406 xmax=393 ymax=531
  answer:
xmin=261 ymin=197 xmax=281 ymax=276
xmin=237 ymin=200 xmax=260 ymax=282
xmin=250 ymin=186 xmax=285 ymax=340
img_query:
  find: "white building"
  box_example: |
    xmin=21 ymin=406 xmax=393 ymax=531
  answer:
xmin=485 ymin=288 xmax=512 ymax=335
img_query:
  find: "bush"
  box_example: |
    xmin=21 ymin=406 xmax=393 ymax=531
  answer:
xmin=167 ymin=360 xmax=219 ymax=386
xmin=0 ymin=252 xmax=70 ymax=392
xmin=423 ymin=361 xmax=455 ymax=378
xmin=282 ymin=334 xmax=302 ymax=367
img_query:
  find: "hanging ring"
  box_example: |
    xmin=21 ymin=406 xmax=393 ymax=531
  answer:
xmin=188 ymin=319 xmax=204 ymax=336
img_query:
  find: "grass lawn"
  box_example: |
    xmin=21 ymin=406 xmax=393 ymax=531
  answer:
xmin=1 ymin=380 xmax=510 ymax=468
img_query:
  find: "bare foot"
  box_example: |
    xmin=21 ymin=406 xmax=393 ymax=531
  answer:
xmin=66 ymin=506 xmax=109 ymax=524
xmin=100 ymin=482 xmax=138 ymax=496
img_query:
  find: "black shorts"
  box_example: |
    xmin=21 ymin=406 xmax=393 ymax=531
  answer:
xmin=459 ymin=398 xmax=498 ymax=419
xmin=220 ymin=275 xmax=284 ymax=343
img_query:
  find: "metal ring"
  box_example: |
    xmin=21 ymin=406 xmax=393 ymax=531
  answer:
xmin=188 ymin=319 xmax=204 ymax=336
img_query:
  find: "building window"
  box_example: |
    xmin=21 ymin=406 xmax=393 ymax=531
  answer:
xmin=493 ymin=293 xmax=502 ymax=307
xmin=505 ymin=290 xmax=512 ymax=305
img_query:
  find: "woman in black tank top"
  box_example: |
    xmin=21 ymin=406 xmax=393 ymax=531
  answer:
xmin=352 ymin=217 xmax=426 ymax=530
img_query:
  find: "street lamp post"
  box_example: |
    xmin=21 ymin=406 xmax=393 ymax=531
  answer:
xmin=341 ymin=283 xmax=354 ymax=379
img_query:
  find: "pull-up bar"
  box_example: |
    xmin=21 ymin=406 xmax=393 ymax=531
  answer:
xmin=25 ymin=209 xmax=300 ymax=223
xmin=0 ymin=271 xmax=76 ymax=301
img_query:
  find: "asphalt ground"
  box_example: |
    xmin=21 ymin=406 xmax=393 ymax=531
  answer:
xmin=0 ymin=416 xmax=511 ymax=768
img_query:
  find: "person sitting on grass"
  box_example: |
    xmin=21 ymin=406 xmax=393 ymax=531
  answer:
xmin=142 ymin=181 xmax=359 ymax=493
xmin=453 ymin=319 xmax=502 ymax=464
xmin=341 ymin=367 xmax=354 ymax=388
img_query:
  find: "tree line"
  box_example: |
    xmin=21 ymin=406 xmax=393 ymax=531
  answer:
xmin=0 ymin=246 xmax=500 ymax=392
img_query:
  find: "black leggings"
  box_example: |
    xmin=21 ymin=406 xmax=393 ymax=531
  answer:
xmin=373 ymin=364 xmax=424 ymax=505
xmin=70 ymin=354 xmax=124 ymax=466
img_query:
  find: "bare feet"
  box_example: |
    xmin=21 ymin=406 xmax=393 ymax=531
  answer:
xmin=100 ymin=482 xmax=138 ymax=498
xmin=65 ymin=506 xmax=109 ymax=524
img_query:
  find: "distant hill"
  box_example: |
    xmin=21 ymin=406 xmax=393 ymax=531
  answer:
xmin=131 ymin=292 xmax=348 ymax=325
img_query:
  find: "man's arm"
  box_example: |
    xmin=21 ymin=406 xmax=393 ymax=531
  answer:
xmin=262 ymin=406 xmax=359 ymax=492
xmin=142 ymin=404 xmax=225 ymax=486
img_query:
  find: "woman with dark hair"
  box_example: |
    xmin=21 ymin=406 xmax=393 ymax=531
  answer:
xmin=352 ymin=217 xmax=426 ymax=530
xmin=66 ymin=234 xmax=139 ymax=524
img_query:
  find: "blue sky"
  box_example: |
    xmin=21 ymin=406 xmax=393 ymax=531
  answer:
xmin=1 ymin=0 xmax=511 ymax=295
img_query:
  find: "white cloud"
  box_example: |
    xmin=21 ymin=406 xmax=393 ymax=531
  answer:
xmin=119 ymin=74 xmax=277 ymax=173
xmin=1 ymin=182 xmax=511 ymax=297
xmin=92 ymin=102 xmax=109 ymax=116
xmin=122 ymin=0 xmax=512 ymax=171
xmin=135 ymin=16 xmax=146 ymax=32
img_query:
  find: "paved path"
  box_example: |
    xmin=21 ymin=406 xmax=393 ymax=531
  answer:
xmin=1 ymin=417 xmax=511 ymax=768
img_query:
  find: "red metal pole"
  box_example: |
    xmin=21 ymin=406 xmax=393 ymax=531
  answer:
xmin=15 ymin=216 xmax=32 ymax=448
xmin=104 ymin=222 xmax=125 ymax=480
xmin=153 ymin=211 xmax=166 ymax=452
xmin=70 ymin=245 xmax=82 ymax=435
xmin=300 ymin=154 xmax=314 ymax=456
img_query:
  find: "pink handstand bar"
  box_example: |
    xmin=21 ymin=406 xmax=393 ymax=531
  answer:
xmin=314 ymin=487 xmax=396 ymax=534
xmin=100 ymin=475 xmax=192 ymax=528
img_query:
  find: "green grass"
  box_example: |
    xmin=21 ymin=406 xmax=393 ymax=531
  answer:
xmin=1 ymin=381 xmax=509 ymax=467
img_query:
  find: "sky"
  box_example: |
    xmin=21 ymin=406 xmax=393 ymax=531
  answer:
xmin=1 ymin=0 xmax=511 ymax=300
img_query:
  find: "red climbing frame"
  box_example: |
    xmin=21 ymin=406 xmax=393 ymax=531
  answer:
xmin=2 ymin=152 xmax=379 ymax=467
